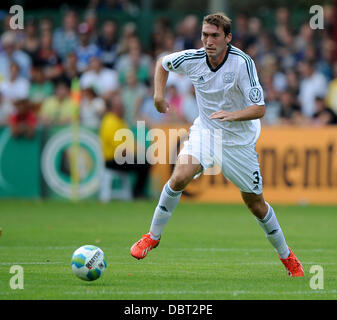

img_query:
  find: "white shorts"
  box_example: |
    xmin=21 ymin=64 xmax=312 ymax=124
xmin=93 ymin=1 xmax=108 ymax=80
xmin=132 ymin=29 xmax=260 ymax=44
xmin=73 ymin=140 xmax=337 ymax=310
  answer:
xmin=179 ymin=121 xmax=263 ymax=194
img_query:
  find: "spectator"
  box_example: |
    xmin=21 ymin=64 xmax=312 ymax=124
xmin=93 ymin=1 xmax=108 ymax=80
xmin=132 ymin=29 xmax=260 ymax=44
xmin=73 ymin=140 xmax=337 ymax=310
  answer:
xmin=39 ymin=17 xmax=53 ymax=34
xmin=262 ymin=55 xmax=287 ymax=93
xmin=262 ymin=87 xmax=281 ymax=125
xmin=29 ymin=65 xmax=54 ymax=104
xmin=83 ymin=10 xmax=99 ymax=43
xmin=274 ymin=7 xmax=291 ymax=45
xmin=0 ymin=62 xmax=30 ymax=103
xmin=246 ymin=42 xmax=259 ymax=65
xmin=248 ymin=17 xmax=262 ymax=42
xmin=303 ymin=44 xmax=319 ymax=63
xmin=182 ymin=84 xmax=199 ymax=123
xmin=22 ymin=19 xmax=40 ymax=59
xmin=298 ymin=59 xmax=328 ymax=117
xmin=323 ymin=4 xmax=334 ymax=37
xmin=93 ymin=0 xmax=139 ymax=14
xmin=2 ymin=14 xmax=15 ymax=33
xmin=326 ymin=62 xmax=337 ymax=114
xmin=8 ymin=16 xmax=26 ymax=51
xmin=121 ymin=68 xmax=147 ymax=127
xmin=117 ymin=22 xmax=137 ymax=56
xmin=312 ymin=96 xmax=337 ymax=126
xmin=96 ymin=20 xmax=118 ymax=69
xmin=231 ymin=12 xmax=250 ymax=50
xmin=34 ymin=30 xmax=64 ymax=81
xmin=257 ymin=32 xmax=278 ymax=62
xmin=116 ymin=36 xmax=151 ymax=86
xmin=39 ymin=79 xmax=77 ymax=125
xmin=9 ymin=99 xmax=37 ymax=139
xmin=279 ymin=90 xmax=303 ymax=125
xmin=53 ymin=10 xmax=79 ymax=60
xmin=175 ymin=15 xmax=200 ymax=51
xmin=80 ymin=87 xmax=106 ymax=129
xmin=99 ymin=91 xmax=151 ymax=199
xmin=317 ymin=38 xmax=335 ymax=81
xmin=138 ymin=84 xmax=165 ymax=127
xmin=76 ymin=23 xmax=101 ymax=73
xmin=285 ymin=68 xmax=300 ymax=96
xmin=166 ymin=84 xmax=187 ymax=123
xmin=0 ymin=91 xmax=14 ymax=125
xmin=0 ymin=31 xmax=32 ymax=80
xmin=278 ymin=28 xmax=297 ymax=70
xmin=62 ymin=52 xmax=81 ymax=83
xmin=162 ymin=31 xmax=176 ymax=55
xmin=80 ymin=56 xmax=119 ymax=99
xmin=150 ymin=17 xmax=172 ymax=57
xmin=294 ymin=23 xmax=314 ymax=59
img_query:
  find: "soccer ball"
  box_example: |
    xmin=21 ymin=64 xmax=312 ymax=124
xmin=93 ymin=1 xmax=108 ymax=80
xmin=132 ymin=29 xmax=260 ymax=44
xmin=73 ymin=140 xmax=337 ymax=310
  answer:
xmin=71 ymin=245 xmax=107 ymax=281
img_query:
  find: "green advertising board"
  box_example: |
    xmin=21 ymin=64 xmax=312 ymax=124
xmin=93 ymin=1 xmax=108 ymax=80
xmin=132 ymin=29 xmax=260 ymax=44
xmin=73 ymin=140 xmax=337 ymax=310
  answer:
xmin=40 ymin=126 xmax=104 ymax=200
xmin=0 ymin=127 xmax=41 ymax=198
xmin=0 ymin=124 xmax=150 ymax=199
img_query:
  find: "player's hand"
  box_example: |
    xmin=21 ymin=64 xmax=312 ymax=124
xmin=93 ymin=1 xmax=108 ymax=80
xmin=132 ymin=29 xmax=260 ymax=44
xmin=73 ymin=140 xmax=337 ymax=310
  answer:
xmin=210 ymin=110 xmax=238 ymax=122
xmin=154 ymin=97 xmax=170 ymax=113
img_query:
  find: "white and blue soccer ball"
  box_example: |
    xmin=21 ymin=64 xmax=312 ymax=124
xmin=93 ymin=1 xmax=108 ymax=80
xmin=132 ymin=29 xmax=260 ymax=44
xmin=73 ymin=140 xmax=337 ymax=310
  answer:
xmin=71 ymin=245 xmax=107 ymax=281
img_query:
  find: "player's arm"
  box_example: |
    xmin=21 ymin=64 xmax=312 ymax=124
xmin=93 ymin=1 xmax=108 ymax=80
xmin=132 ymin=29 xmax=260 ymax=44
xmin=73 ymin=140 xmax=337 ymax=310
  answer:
xmin=154 ymin=50 xmax=190 ymax=113
xmin=153 ymin=57 xmax=170 ymax=113
xmin=210 ymin=104 xmax=265 ymax=122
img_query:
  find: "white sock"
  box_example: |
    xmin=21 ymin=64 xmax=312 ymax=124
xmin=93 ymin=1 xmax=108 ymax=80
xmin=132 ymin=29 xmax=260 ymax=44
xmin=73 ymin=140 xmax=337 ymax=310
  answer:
xmin=149 ymin=180 xmax=182 ymax=240
xmin=256 ymin=203 xmax=290 ymax=259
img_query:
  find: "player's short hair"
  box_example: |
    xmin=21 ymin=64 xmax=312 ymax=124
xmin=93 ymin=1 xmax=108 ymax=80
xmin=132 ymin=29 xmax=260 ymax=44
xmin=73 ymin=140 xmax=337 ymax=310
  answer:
xmin=203 ymin=12 xmax=231 ymax=36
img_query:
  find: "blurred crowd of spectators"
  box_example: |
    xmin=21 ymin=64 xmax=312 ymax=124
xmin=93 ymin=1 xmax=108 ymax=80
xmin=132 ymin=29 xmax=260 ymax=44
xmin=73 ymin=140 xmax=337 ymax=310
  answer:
xmin=0 ymin=5 xmax=336 ymax=140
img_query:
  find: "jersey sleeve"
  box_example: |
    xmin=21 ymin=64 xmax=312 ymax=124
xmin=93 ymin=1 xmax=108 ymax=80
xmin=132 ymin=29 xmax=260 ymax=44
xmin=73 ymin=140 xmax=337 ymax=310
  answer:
xmin=162 ymin=50 xmax=193 ymax=74
xmin=237 ymin=58 xmax=265 ymax=107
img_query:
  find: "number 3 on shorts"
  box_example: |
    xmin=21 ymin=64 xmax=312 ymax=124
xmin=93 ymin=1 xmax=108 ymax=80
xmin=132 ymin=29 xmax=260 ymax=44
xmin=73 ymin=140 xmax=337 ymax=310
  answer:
xmin=253 ymin=171 xmax=260 ymax=184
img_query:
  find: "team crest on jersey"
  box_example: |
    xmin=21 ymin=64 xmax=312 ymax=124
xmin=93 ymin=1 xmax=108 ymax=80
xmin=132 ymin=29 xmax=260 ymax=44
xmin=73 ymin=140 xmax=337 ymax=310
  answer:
xmin=223 ymin=72 xmax=235 ymax=83
xmin=249 ymin=87 xmax=262 ymax=103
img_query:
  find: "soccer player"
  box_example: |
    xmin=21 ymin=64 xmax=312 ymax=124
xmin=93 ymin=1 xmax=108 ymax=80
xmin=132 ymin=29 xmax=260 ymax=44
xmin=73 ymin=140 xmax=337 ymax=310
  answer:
xmin=130 ymin=13 xmax=304 ymax=277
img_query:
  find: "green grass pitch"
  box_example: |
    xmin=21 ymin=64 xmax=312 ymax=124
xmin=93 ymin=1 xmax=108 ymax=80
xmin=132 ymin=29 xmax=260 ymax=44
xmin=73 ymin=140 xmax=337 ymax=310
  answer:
xmin=0 ymin=200 xmax=336 ymax=300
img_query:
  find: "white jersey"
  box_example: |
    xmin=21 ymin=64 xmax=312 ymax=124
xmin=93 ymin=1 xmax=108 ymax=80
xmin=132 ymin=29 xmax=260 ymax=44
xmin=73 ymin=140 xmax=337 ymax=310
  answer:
xmin=162 ymin=44 xmax=265 ymax=146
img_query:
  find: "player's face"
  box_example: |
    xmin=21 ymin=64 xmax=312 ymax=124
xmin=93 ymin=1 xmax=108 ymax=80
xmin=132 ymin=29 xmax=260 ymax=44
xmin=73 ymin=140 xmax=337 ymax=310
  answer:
xmin=201 ymin=23 xmax=231 ymax=60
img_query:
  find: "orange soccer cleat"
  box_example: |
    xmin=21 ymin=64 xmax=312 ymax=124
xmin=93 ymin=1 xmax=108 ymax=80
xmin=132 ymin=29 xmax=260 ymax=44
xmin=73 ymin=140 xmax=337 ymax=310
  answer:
xmin=279 ymin=247 xmax=304 ymax=277
xmin=130 ymin=233 xmax=160 ymax=260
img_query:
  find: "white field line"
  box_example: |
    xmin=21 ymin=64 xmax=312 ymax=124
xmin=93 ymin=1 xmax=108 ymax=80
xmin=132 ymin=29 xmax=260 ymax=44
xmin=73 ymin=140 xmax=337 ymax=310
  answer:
xmin=1 ymin=261 xmax=335 ymax=269
xmin=0 ymin=246 xmax=75 ymax=250
xmin=111 ymin=261 xmax=337 ymax=266
xmin=175 ymin=247 xmax=337 ymax=252
xmin=0 ymin=262 xmax=63 ymax=265
xmin=62 ymin=289 xmax=337 ymax=296
xmin=1 ymin=287 xmax=336 ymax=297
xmin=0 ymin=246 xmax=335 ymax=253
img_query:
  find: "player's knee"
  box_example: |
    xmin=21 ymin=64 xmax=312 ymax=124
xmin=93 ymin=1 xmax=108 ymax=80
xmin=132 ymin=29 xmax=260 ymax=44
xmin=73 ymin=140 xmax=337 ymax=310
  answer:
xmin=246 ymin=200 xmax=267 ymax=219
xmin=169 ymin=175 xmax=187 ymax=191
xmin=169 ymin=170 xmax=191 ymax=191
